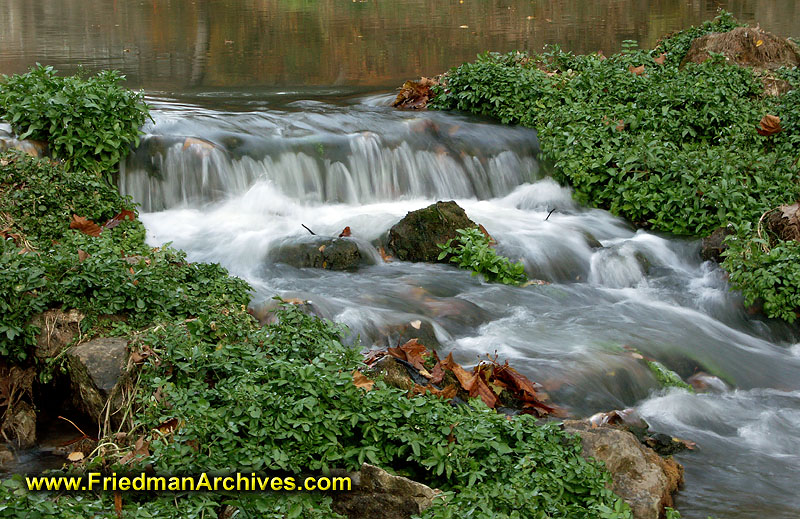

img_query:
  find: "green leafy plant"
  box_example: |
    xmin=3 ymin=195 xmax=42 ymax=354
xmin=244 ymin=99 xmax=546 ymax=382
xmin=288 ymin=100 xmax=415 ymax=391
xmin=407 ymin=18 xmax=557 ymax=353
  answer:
xmin=438 ymin=227 xmax=527 ymax=285
xmin=431 ymin=11 xmax=800 ymax=322
xmin=0 ymin=64 xmax=150 ymax=174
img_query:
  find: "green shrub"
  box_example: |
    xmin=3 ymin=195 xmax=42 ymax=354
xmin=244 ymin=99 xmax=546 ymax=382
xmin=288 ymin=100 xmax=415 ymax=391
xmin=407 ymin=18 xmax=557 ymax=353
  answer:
xmin=0 ymin=65 xmax=150 ymax=174
xmin=438 ymin=227 xmax=528 ymax=285
xmin=432 ymin=12 xmax=800 ymax=322
xmin=0 ymin=304 xmax=630 ymax=519
xmin=723 ymin=229 xmax=800 ymax=323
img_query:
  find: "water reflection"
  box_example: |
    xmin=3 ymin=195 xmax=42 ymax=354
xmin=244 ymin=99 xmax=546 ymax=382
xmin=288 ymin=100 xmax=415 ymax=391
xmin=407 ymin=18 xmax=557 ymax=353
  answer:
xmin=1 ymin=0 xmax=798 ymax=91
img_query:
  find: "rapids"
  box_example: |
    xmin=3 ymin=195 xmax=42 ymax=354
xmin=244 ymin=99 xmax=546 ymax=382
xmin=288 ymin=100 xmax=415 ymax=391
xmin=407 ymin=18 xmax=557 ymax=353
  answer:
xmin=120 ymin=93 xmax=800 ymax=519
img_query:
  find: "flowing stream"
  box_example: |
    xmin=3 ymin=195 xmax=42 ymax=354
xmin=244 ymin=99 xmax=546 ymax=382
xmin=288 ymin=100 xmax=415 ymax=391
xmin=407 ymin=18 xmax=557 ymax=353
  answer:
xmin=118 ymin=93 xmax=800 ymax=519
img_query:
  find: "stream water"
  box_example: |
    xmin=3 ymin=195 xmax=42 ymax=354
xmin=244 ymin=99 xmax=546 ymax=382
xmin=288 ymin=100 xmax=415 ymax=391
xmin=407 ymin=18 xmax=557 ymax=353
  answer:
xmin=114 ymin=93 xmax=800 ymax=519
xmin=4 ymin=1 xmax=800 ymax=518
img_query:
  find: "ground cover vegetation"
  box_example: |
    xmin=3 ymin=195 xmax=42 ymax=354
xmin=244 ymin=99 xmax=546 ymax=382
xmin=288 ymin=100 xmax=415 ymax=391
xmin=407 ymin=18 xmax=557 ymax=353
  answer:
xmin=437 ymin=227 xmax=528 ymax=286
xmin=429 ymin=12 xmax=800 ymax=323
xmin=0 ymin=71 xmax=635 ymax=517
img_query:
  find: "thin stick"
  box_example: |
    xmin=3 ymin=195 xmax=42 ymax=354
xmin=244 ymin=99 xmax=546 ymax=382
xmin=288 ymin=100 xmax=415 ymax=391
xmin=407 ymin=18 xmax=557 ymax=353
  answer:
xmin=301 ymin=224 xmax=316 ymax=235
xmin=58 ymin=415 xmax=95 ymax=441
xmin=545 ymin=208 xmax=556 ymax=221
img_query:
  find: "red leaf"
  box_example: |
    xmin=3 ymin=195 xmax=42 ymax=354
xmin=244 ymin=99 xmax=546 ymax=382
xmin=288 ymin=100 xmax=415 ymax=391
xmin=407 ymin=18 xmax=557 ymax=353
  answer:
xmin=653 ymin=52 xmax=667 ymax=65
xmin=398 ymin=338 xmax=429 ymax=371
xmin=338 ymin=226 xmax=352 ymax=238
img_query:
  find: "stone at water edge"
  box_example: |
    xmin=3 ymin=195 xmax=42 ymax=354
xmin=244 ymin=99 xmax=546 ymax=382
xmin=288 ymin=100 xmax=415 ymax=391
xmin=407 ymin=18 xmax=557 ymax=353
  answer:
xmin=563 ymin=420 xmax=684 ymax=519
xmin=269 ymin=235 xmax=372 ymax=271
xmin=67 ymin=337 xmax=130 ymax=427
xmin=332 ymin=463 xmax=438 ymax=519
xmin=30 ymin=308 xmax=84 ymax=360
xmin=387 ymin=201 xmax=477 ymax=263
xmin=700 ymin=226 xmax=734 ymax=263
xmin=2 ymin=401 xmax=37 ymax=449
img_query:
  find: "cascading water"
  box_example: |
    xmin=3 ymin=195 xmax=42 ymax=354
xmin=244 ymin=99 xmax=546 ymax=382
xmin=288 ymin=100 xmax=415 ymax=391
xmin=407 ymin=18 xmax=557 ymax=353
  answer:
xmin=121 ymin=93 xmax=800 ymax=519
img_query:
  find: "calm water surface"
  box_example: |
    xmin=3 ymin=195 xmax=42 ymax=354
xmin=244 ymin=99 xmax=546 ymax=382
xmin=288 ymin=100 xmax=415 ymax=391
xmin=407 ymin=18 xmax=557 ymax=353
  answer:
xmin=2 ymin=2 xmax=800 ymax=519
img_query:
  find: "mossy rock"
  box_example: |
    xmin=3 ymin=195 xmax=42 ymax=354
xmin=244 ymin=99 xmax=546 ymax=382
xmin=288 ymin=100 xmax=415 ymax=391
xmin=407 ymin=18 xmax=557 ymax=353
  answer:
xmin=386 ymin=201 xmax=476 ymax=263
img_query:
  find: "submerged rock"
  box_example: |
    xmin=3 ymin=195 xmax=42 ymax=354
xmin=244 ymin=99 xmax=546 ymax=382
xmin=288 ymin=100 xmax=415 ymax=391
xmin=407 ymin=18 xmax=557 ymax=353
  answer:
xmin=270 ymin=236 xmax=371 ymax=271
xmin=67 ymin=338 xmax=130 ymax=426
xmin=563 ymin=420 xmax=683 ymax=519
xmin=332 ymin=463 xmax=438 ymax=519
xmin=387 ymin=201 xmax=477 ymax=263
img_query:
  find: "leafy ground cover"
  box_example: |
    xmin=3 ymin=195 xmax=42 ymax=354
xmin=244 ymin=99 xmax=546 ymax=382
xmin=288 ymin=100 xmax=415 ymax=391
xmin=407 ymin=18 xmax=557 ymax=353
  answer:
xmin=0 ymin=71 xmax=635 ymax=517
xmin=429 ymin=12 xmax=800 ymax=322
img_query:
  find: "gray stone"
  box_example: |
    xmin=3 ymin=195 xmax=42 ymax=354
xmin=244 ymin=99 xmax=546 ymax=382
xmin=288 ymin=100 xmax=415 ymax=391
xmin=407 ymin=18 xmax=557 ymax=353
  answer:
xmin=67 ymin=338 xmax=130 ymax=426
xmin=700 ymin=227 xmax=734 ymax=263
xmin=563 ymin=420 xmax=684 ymax=519
xmin=332 ymin=463 xmax=438 ymax=519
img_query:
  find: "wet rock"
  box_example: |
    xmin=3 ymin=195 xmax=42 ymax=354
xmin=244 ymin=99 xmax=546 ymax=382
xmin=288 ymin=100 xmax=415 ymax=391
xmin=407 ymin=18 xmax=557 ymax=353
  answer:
xmin=248 ymin=297 xmax=328 ymax=327
xmin=378 ymin=319 xmax=441 ymax=351
xmin=67 ymin=338 xmax=130 ymax=426
xmin=687 ymin=371 xmax=730 ymax=393
xmin=332 ymin=463 xmax=437 ymax=519
xmin=270 ymin=236 xmax=369 ymax=271
xmin=563 ymin=420 xmax=683 ymax=519
xmin=31 ymin=309 xmax=84 ymax=359
xmin=387 ymin=201 xmax=477 ymax=263
xmin=682 ymin=27 xmax=800 ymax=72
xmin=366 ymin=356 xmax=415 ymax=391
xmin=0 ymin=124 xmax=49 ymax=158
xmin=2 ymin=401 xmax=37 ymax=449
xmin=700 ymin=226 xmax=734 ymax=263
xmin=0 ymin=444 xmax=13 ymax=469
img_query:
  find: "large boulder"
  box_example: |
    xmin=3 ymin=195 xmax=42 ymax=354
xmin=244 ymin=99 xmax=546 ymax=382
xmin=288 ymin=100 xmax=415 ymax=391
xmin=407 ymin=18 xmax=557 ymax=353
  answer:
xmin=682 ymin=27 xmax=800 ymax=72
xmin=387 ymin=201 xmax=477 ymax=262
xmin=270 ymin=236 xmax=370 ymax=271
xmin=563 ymin=420 xmax=683 ymax=519
xmin=67 ymin=338 xmax=130 ymax=426
xmin=332 ymin=463 xmax=438 ymax=519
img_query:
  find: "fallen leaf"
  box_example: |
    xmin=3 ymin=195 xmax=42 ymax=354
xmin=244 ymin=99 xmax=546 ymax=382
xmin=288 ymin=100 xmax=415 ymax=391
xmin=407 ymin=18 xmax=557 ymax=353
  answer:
xmin=399 ymin=338 xmax=429 ymax=371
xmin=756 ymin=39 xmax=764 ymax=47
xmin=338 ymin=226 xmax=352 ymax=238
xmin=103 ymin=209 xmax=136 ymax=230
xmin=378 ymin=246 xmax=393 ymax=262
xmin=67 ymin=451 xmax=85 ymax=462
xmin=615 ymin=119 xmax=626 ymax=131
xmin=409 ymin=319 xmax=422 ymax=330
xmin=653 ymin=52 xmax=667 ymax=65
xmin=70 ymin=215 xmax=102 ymax=237
xmin=468 ymin=375 xmax=499 ymax=408
xmin=429 ymin=361 xmax=444 ymax=385
xmin=352 ymin=370 xmax=374 ymax=391
xmin=628 ymin=65 xmax=645 ymax=76
xmin=157 ymin=418 xmax=180 ymax=434
xmin=441 ymin=353 xmax=475 ymax=391
xmin=78 ymin=249 xmax=91 ymax=262
xmin=757 ymin=114 xmax=782 ymax=136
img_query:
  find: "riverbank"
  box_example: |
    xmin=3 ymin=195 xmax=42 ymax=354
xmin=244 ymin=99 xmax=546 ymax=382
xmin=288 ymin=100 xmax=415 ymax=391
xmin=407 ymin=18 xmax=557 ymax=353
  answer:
xmin=423 ymin=11 xmax=800 ymax=324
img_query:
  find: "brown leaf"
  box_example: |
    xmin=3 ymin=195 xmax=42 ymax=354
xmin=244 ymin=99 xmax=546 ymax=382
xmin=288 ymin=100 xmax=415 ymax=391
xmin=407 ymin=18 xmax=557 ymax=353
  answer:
xmin=399 ymin=338 xmax=429 ymax=371
xmin=615 ymin=119 xmax=626 ymax=131
xmin=757 ymin=114 xmax=782 ymax=136
xmin=628 ymin=65 xmax=645 ymax=76
xmin=70 ymin=215 xmax=102 ymax=237
xmin=378 ymin=246 xmax=393 ymax=263
xmin=103 ymin=209 xmax=137 ymax=231
xmin=387 ymin=346 xmax=407 ymax=363
xmin=441 ymin=353 xmax=475 ymax=391
xmin=468 ymin=376 xmax=499 ymax=408
xmin=338 ymin=226 xmax=352 ymax=238
xmin=352 ymin=370 xmax=374 ymax=391
xmin=429 ymin=361 xmax=445 ymax=385
xmin=478 ymin=224 xmax=497 ymax=246
xmin=77 ymin=249 xmax=91 ymax=262
xmin=597 ymin=50 xmax=606 ymax=60
xmin=653 ymin=53 xmax=667 ymax=65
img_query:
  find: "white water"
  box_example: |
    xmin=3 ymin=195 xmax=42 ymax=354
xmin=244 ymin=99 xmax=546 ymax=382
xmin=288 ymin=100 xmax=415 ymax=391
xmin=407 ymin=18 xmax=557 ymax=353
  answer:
xmin=121 ymin=94 xmax=800 ymax=519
